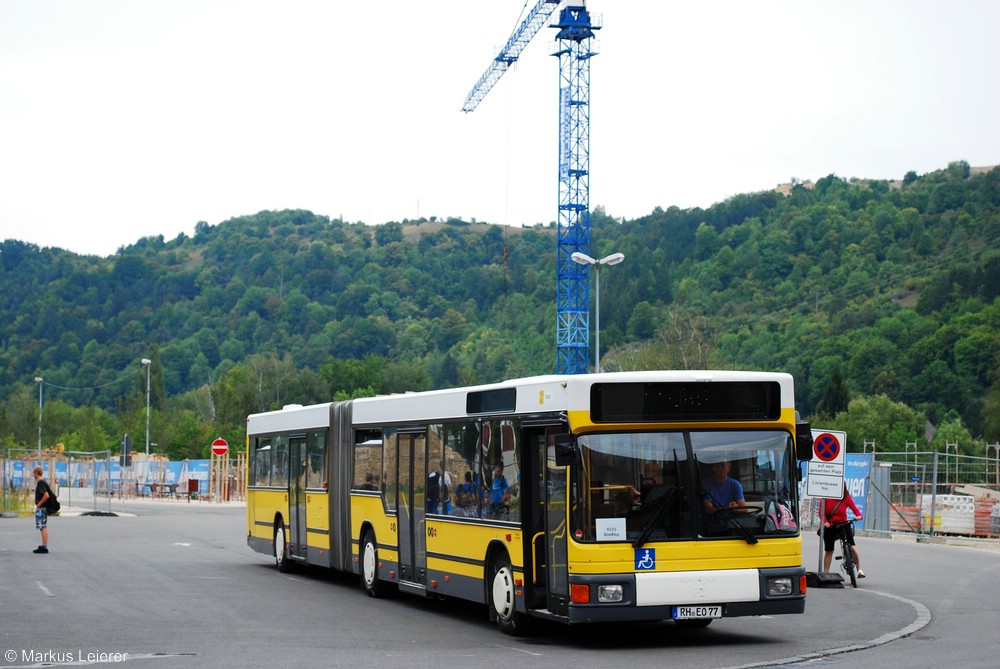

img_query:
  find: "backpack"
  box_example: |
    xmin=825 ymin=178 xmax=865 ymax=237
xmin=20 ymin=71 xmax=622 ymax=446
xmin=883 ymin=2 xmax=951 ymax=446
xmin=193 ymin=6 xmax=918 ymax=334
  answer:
xmin=43 ymin=481 xmax=60 ymax=515
xmin=774 ymin=502 xmax=796 ymax=530
xmin=766 ymin=499 xmax=796 ymax=531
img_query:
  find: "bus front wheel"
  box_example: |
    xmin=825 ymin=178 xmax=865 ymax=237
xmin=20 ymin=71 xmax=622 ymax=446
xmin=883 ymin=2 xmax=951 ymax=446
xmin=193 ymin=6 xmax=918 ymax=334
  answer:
xmin=361 ymin=530 xmax=393 ymax=598
xmin=274 ymin=520 xmax=292 ymax=573
xmin=489 ymin=554 xmax=532 ymax=636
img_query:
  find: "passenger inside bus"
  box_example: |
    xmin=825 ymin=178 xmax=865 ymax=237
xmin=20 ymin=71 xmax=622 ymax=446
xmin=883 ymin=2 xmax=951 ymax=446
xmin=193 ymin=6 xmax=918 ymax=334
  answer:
xmin=640 ymin=462 xmax=660 ymax=497
xmin=453 ymin=471 xmax=479 ymax=517
xmin=358 ymin=472 xmax=379 ymax=491
xmin=488 ymin=465 xmax=511 ymax=518
xmin=611 ymin=490 xmax=639 ymax=517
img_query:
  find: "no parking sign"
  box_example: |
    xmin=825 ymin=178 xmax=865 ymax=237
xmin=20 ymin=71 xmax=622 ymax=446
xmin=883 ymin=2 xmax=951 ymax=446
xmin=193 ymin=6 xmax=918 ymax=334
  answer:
xmin=806 ymin=430 xmax=846 ymax=498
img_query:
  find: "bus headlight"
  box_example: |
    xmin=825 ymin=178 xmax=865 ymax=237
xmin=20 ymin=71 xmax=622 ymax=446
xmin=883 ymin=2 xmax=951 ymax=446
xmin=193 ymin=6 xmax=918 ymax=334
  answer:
xmin=767 ymin=577 xmax=793 ymax=596
xmin=597 ymin=584 xmax=624 ymax=603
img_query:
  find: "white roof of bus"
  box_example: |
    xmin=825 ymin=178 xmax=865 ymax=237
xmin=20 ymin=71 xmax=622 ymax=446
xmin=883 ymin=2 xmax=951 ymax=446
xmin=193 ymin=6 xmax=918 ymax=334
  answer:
xmin=247 ymin=402 xmax=332 ymax=434
xmin=350 ymin=370 xmax=793 ymax=425
xmin=246 ymin=371 xmax=794 ymax=433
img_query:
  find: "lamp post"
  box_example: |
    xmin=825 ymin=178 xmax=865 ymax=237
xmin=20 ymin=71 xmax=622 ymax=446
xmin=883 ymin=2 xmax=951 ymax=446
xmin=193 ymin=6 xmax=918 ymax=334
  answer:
xmin=34 ymin=376 xmax=43 ymax=457
xmin=571 ymin=251 xmax=625 ymax=373
xmin=945 ymin=442 xmax=958 ymax=485
xmin=141 ymin=358 xmax=152 ymax=457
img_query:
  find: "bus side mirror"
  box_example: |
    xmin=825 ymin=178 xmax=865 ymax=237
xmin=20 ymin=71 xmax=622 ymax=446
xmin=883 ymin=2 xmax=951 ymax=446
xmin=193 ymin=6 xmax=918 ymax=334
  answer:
xmin=796 ymin=422 xmax=814 ymax=460
xmin=554 ymin=434 xmax=579 ymax=467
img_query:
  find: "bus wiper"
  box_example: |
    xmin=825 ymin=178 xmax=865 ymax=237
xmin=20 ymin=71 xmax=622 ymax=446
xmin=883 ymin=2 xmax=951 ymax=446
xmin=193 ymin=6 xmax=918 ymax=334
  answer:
xmin=709 ymin=501 xmax=758 ymax=545
xmin=633 ymin=486 xmax=679 ymax=549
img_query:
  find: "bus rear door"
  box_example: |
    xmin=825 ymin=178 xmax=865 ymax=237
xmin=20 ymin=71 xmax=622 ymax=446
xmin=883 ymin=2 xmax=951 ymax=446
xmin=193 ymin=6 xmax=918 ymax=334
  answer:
xmin=396 ymin=431 xmax=427 ymax=589
xmin=288 ymin=435 xmax=308 ymax=561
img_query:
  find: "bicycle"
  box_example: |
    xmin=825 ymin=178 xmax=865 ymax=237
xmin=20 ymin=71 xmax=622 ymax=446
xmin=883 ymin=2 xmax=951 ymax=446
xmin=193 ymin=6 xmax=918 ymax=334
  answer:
xmin=829 ymin=520 xmax=859 ymax=588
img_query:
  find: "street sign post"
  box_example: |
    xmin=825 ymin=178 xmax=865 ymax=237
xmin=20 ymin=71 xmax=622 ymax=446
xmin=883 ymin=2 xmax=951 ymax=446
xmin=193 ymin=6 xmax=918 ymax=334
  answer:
xmin=806 ymin=429 xmax=848 ymax=577
xmin=806 ymin=430 xmax=846 ymax=499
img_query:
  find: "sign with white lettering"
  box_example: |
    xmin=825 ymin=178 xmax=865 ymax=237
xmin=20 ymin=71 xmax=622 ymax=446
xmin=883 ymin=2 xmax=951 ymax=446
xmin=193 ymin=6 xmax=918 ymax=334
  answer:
xmin=807 ymin=430 xmax=846 ymax=498
xmin=596 ymin=517 xmax=625 ymax=541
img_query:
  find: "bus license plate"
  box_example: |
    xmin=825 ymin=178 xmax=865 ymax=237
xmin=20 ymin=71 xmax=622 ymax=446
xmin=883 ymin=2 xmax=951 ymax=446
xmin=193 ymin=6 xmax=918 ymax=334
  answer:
xmin=673 ymin=605 xmax=722 ymax=620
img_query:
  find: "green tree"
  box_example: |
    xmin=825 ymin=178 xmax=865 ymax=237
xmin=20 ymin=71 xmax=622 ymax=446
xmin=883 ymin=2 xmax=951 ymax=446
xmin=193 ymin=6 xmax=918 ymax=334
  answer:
xmin=828 ymin=395 xmax=924 ymax=452
xmin=212 ymin=365 xmax=261 ymax=435
xmin=626 ymin=301 xmax=658 ymax=341
xmin=983 ymin=370 xmax=1000 ymax=442
xmin=321 ymin=356 xmax=386 ymax=397
xmin=815 ymin=365 xmax=849 ymax=418
xmin=930 ymin=411 xmax=978 ymax=456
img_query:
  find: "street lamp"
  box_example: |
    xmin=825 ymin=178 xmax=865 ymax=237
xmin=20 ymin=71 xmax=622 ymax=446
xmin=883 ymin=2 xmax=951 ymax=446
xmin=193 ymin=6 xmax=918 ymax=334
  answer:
xmin=945 ymin=441 xmax=958 ymax=485
xmin=34 ymin=376 xmax=43 ymax=456
xmin=571 ymin=251 xmax=625 ymax=373
xmin=141 ymin=358 xmax=152 ymax=457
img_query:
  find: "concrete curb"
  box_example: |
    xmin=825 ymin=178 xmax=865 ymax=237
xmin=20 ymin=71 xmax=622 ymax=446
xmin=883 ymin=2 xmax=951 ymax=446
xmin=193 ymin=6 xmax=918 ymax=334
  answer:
xmin=718 ymin=590 xmax=931 ymax=669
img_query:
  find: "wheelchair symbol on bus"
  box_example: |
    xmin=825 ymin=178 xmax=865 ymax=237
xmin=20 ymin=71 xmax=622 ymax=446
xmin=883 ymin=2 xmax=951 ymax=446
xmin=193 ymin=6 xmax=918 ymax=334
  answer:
xmin=635 ymin=548 xmax=655 ymax=570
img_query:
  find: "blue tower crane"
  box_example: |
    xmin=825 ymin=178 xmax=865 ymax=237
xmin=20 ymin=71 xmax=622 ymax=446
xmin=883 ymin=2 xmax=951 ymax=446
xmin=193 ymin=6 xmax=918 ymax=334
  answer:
xmin=463 ymin=2 xmax=600 ymax=374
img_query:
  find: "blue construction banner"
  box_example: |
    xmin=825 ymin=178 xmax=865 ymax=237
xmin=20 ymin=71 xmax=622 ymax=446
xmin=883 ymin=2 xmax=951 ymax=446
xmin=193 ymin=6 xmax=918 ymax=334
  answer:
xmin=4 ymin=457 xmax=214 ymax=494
xmin=844 ymin=454 xmax=872 ymax=519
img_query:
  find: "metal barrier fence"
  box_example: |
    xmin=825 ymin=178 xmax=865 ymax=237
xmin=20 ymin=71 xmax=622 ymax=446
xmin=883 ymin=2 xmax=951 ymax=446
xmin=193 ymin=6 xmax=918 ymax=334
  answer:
xmin=2 ymin=449 xmax=248 ymax=516
xmin=873 ymin=451 xmax=1000 ymax=538
xmin=2 ymin=449 xmax=115 ymax=516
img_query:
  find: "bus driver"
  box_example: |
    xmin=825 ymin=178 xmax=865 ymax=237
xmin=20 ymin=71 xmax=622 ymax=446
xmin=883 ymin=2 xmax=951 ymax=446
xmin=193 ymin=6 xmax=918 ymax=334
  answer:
xmin=701 ymin=460 xmax=746 ymax=513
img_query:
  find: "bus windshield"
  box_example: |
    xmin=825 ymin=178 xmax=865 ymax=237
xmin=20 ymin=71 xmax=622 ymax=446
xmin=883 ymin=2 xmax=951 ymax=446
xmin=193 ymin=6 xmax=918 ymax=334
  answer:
xmin=574 ymin=430 xmax=799 ymax=545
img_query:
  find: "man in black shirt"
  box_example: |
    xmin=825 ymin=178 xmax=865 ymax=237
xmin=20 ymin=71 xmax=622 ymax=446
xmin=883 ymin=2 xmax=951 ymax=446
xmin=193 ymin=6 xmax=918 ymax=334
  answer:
xmin=32 ymin=466 xmax=52 ymax=554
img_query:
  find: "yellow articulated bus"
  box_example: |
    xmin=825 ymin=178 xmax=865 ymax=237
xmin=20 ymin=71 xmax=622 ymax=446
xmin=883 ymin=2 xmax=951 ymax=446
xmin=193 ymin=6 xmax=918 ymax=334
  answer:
xmin=246 ymin=370 xmax=814 ymax=635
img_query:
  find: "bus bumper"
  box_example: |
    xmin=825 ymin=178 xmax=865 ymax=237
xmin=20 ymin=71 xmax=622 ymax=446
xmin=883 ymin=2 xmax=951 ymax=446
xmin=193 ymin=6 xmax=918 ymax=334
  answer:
xmin=560 ymin=567 xmax=806 ymax=624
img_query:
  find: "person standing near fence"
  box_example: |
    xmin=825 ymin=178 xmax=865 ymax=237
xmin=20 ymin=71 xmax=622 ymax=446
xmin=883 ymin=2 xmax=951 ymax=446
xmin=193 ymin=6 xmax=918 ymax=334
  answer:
xmin=32 ymin=466 xmax=52 ymax=554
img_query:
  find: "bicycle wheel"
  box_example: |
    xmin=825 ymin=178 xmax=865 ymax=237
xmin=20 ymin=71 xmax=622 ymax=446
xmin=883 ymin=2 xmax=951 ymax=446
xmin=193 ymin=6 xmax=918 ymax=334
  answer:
xmin=841 ymin=531 xmax=858 ymax=588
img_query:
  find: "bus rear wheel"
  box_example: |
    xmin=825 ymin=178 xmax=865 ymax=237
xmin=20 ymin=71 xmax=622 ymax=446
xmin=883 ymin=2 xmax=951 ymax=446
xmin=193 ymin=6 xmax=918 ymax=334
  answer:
xmin=489 ymin=554 xmax=532 ymax=636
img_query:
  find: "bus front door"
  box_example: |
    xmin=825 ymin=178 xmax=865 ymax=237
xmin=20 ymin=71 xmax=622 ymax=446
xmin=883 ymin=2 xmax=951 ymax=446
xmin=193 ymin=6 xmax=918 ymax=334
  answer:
xmin=396 ymin=431 xmax=427 ymax=587
xmin=542 ymin=431 xmax=569 ymax=616
xmin=288 ymin=436 xmax=308 ymax=561
xmin=523 ymin=426 xmax=569 ymax=616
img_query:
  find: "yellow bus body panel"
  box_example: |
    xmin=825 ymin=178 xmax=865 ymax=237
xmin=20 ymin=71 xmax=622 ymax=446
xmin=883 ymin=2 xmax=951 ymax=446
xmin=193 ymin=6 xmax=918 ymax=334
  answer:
xmin=248 ymin=490 xmax=289 ymax=541
xmin=306 ymin=491 xmax=330 ymax=550
xmin=350 ymin=494 xmax=400 ymax=564
xmin=427 ymin=517 xmax=524 ymax=578
xmin=566 ymin=535 xmax=803 ymax=575
xmin=566 ymin=408 xmax=799 ymax=435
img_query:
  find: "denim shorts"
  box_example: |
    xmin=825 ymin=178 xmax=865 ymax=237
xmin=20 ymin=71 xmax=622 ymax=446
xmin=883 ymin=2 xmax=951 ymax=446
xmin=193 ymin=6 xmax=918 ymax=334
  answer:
xmin=35 ymin=508 xmax=47 ymax=530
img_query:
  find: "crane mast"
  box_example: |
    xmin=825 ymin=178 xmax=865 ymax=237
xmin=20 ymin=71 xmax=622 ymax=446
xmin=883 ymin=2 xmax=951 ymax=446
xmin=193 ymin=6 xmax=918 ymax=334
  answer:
xmin=553 ymin=5 xmax=599 ymax=374
xmin=462 ymin=2 xmax=600 ymax=374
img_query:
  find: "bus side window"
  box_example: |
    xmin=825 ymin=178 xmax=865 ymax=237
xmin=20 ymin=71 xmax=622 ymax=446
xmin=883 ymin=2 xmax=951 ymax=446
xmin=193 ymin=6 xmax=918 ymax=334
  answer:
xmin=253 ymin=438 xmax=272 ymax=487
xmin=353 ymin=429 xmax=384 ymax=492
xmin=307 ymin=430 xmax=325 ymax=489
xmin=272 ymin=436 xmax=288 ymax=488
xmin=445 ymin=421 xmax=480 ymax=518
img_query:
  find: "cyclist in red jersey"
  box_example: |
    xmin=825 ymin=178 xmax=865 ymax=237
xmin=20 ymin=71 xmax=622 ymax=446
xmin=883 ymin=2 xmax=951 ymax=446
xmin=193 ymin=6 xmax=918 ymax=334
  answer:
xmin=821 ymin=489 xmax=864 ymax=578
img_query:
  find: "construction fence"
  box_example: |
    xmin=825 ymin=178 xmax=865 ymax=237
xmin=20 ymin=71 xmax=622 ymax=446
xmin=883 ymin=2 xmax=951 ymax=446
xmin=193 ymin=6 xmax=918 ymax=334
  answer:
xmin=801 ymin=450 xmax=1000 ymax=539
xmin=1 ymin=448 xmax=246 ymax=516
xmin=875 ymin=450 xmax=1000 ymax=537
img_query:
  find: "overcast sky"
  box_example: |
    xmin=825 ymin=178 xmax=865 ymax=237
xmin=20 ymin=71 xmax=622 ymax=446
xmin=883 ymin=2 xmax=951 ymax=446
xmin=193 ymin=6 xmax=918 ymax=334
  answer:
xmin=2 ymin=1 xmax=999 ymax=257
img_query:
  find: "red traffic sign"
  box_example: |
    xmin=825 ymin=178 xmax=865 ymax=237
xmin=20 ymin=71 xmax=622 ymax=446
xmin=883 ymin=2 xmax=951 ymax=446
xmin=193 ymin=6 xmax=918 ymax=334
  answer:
xmin=814 ymin=432 xmax=842 ymax=463
xmin=211 ymin=438 xmax=229 ymax=456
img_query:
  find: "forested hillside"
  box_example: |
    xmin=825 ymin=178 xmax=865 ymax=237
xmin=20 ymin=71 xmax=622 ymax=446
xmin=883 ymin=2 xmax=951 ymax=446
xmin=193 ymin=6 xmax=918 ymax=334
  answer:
xmin=2 ymin=161 xmax=998 ymax=458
